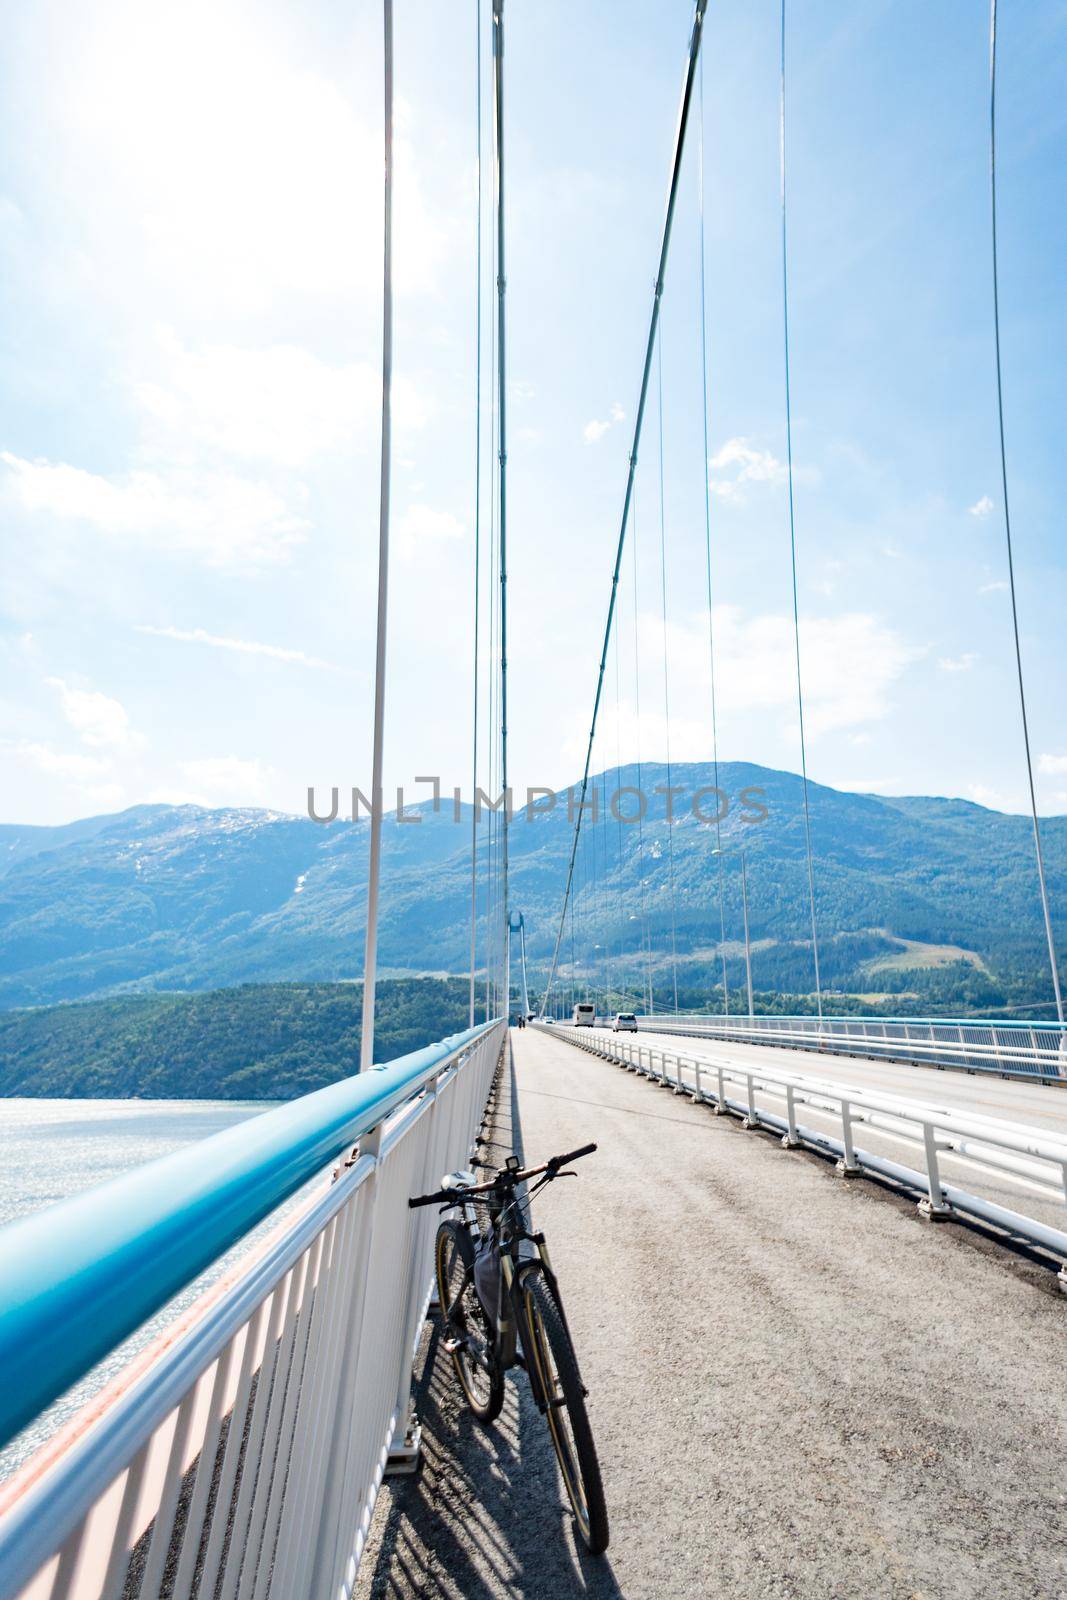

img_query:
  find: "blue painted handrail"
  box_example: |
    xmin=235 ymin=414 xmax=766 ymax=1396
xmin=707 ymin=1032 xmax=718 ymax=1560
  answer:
xmin=0 ymin=1021 xmax=497 ymax=1454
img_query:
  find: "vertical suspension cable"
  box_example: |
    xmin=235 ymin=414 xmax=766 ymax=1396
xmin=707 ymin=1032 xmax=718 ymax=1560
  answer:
xmin=779 ymin=0 xmax=823 ymax=1022
xmin=614 ymin=579 xmax=646 ymax=1013
xmin=656 ymin=333 xmax=681 ymax=1013
xmin=988 ymin=0 xmax=1063 ymax=1023
xmin=631 ymin=485 xmax=655 ymax=1015
xmin=359 ymin=0 xmax=394 ymax=1072
xmin=613 ymin=605 xmax=631 ymax=1005
xmin=483 ymin=226 xmax=498 ymax=1024
xmin=468 ymin=0 xmax=483 ymax=1029
xmin=493 ymin=0 xmax=511 ymax=1020
xmin=698 ymin=52 xmax=731 ymax=1018
xmin=601 ymin=767 xmax=613 ymax=1007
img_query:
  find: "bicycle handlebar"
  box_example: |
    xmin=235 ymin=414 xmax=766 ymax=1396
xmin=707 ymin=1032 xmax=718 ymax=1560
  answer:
xmin=408 ymin=1188 xmax=458 ymax=1209
xmin=547 ymin=1142 xmax=597 ymax=1171
xmin=407 ymin=1142 xmax=598 ymax=1209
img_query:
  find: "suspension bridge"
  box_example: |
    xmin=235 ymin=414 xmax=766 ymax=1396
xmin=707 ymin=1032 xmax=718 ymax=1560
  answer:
xmin=1 ymin=1 xmax=1065 ymax=1597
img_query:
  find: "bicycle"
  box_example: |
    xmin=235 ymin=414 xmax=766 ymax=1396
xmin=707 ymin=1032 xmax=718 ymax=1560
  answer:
xmin=409 ymin=1142 xmax=609 ymax=1555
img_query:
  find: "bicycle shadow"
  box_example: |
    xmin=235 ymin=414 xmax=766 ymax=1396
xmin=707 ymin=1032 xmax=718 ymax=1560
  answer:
xmin=356 ymin=1046 xmax=625 ymax=1599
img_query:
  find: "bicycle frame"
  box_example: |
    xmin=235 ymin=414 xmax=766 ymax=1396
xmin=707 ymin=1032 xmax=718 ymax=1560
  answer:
xmin=451 ymin=1184 xmax=568 ymax=1405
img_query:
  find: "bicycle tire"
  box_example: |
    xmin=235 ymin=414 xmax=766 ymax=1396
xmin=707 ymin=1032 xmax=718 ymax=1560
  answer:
xmin=435 ymin=1220 xmax=504 ymax=1424
xmin=519 ymin=1269 xmax=609 ymax=1555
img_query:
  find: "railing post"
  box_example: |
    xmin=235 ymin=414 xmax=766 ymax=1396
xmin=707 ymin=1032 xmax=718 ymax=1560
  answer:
xmin=741 ymin=1073 xmax=760 ymax=1130
xmin=781 ymin=1082 xmax=800 ymax=1148
xmin=835 ymin=1100 xmax=861 ymax=1176
xmin=918 ymin=1121 xmax=952 ymax=1220
xmin=714 ymin=1064 xmax=727 ymax=1113
xmin=691 ymin=1058 xmax=703 ymax=1102
xmin=386 ymin=1077 xmax=443 ymax=1477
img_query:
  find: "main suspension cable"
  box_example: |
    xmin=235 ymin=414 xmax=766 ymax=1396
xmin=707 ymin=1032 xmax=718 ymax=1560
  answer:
xmin=988 ymin=0 xmax=1063 ymax=1023
xmin=779 ymin=0 xmax=823 ymax=1021
xmin=540 ymin=0 xmax=710 ymax=1016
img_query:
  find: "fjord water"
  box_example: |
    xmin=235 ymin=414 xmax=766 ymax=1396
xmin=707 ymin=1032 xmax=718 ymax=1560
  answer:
xmin=0 ymin=1096 xmax=271 ymax=1481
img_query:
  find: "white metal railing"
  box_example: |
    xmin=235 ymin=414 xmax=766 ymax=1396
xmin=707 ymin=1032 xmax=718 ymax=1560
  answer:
xmin=633 ymin=1012 xmax=1067 ymax=1082
xmin=0 ymin=1021 xmax=504 ymax=1600
xmin=544 ymin=1025 xmax=1067 ymax=1281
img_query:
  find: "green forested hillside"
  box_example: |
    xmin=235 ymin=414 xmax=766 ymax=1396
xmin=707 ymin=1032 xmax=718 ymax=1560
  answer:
xmin=0 ymin=979 xmax=473 ymax=1100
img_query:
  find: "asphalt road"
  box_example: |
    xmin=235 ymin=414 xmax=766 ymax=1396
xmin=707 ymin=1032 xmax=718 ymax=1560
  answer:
xmin=356 ymin=1027 xmax=1067 ymax=1600
xmin=613 ymin=1026 xmax=1067 ymax=1238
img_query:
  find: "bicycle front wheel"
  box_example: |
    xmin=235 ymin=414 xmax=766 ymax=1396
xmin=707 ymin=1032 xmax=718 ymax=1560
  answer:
xmin=435 ymin=1220 xmax=504 ymax=1423
xmin=519 ymin=1270 xmax=609 ymax=1554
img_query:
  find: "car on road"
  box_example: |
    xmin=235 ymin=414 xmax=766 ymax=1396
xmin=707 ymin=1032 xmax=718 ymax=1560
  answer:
xmin=573 ymin=1003 xmax=596 ymax=1027
xmin=611 ymin=1012 xmax=638 ymax=1032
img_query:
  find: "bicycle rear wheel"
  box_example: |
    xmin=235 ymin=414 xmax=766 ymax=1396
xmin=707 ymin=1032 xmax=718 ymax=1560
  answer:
xmin=435 ymin=1220 xmax=504 ymax=1423
xmin=519 ymin=1269 xmax=609 ymax=1554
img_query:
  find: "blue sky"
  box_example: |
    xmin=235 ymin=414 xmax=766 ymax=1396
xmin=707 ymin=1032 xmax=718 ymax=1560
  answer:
xmin=1 ymin=0 xmax=1065 ymax=827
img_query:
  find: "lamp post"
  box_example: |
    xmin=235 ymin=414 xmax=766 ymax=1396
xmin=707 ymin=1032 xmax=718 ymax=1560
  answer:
xmin=739 ymin=848 xmax=754 ymax=1020
xmin=712 ymin=845 xmax=755 ymax=1020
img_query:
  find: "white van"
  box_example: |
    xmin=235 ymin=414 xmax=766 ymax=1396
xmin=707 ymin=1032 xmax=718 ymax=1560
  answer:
xmin=572 ymin=1003 xmax=596 ymax=1027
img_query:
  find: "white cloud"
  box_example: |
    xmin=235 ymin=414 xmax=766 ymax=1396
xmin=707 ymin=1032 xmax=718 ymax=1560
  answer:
xmin=134 ymin=330 xmax=429 ymax=471
xmin=710 ymin=609 xmax=920 ymax=736
xmin=938 ymin=652 xmax=978 ymax=673
xmin=395 ymin=504 xmax=466 ymax=563
xmin=708 ymin=437 xmax=818 ymax=503
xmin=169 ymin=756 xmax=276 ymax=807
xmin=14 ymin=741 xmax=110 ymax=782
xmin=83 ymin=782 xmax=128 ymax=813
xmin=563 ymin=607 xmax=921 ymax=766
xmin=582 ymin=402 xmax=625 ymax=444
xmin=135 ymin=624 xmax=332 ymax=669
xmin=46 ymin=677 xmax=135 ymax=749
xmin=2 ymin=452 xmax=307 ymax=568
xmin=969 ymin=495 xmax=994 ymax=519
xmin=979 ymin=579 xmax=1007 ymax=594
xmin=1038 ymin=754 xmax=1067 ymax=776
xmin=966 ymin=782 xmax=1011 ymax=811
xmin=831 ymin=775 xmax=901 ymax=794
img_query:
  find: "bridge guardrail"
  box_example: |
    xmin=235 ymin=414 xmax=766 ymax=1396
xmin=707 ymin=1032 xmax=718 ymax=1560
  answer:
xmin=0 ymin=1019 xmax=504 ymax=1600
xmin=543 ymin=1024 xmax=1067 ymax=1284
xmin=632 ymin=1013 xmax=1067 ymax=1082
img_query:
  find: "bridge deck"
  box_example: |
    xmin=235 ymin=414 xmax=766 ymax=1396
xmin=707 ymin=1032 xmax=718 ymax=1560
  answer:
xmin=357 ymin=1027 xmax=1066 ymax=1600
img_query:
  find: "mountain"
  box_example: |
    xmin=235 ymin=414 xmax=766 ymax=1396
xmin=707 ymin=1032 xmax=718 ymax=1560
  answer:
xmin=0 ymin=763 xmax=1063 ymax=1015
